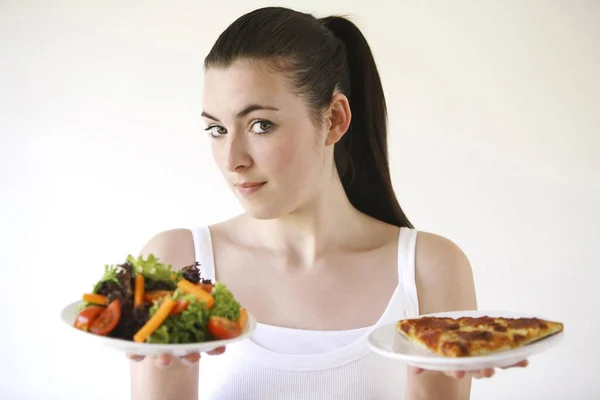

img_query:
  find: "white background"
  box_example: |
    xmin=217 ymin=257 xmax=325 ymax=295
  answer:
xmin=1 ymin=1 xmax=599 ymax=399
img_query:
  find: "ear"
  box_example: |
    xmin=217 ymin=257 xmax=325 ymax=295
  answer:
xmin=324 ymin=92 xmax=351 ymax=146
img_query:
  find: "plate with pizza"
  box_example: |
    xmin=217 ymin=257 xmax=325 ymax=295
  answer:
xmin=368 ymin=310 xmax=564 ymax=371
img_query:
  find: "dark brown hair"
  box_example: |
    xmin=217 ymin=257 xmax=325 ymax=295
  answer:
xmin=204 ymin=7 xmax=413 ymax=228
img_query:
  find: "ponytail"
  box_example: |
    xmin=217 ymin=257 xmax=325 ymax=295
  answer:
xmin=320 ymin=16 xmax=413 ymax=228
xmin=205 ymin=7 xmax=412 ymax=228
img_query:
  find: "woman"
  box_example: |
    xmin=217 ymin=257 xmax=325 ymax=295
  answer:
xmin=129 ymin=7 xmax=527 ymax=400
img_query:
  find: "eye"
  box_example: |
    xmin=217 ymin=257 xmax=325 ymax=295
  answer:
xmin=250 ymin=120 xmax=273 ymax=134
xmin=205 ymin=125 xmax=227 ymax=138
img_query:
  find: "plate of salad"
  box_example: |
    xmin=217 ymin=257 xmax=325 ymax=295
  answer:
xmin=60 ymin=254 xmax=256 ymax=356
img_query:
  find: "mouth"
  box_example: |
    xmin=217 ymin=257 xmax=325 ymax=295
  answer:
xmin=234 ymin=181 xmax=266 ymax=195
xmin=236 ymin=181 xmax=265 ymax=188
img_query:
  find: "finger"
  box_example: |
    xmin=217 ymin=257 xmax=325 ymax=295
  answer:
xmin=514 ymin=359 xmax=529 ymax=368
xmin=179 ymin=353 xmax=201 ymax=365
xmin=182 ymin=353 xmax=201 ymax=363
xmin=444 ymin=370 xmax=466 ymax=379
xmin=127 ymin=354 xmax=145 ymax=362
xmin=473 ymin=368 xmax=495 ymax=379
xmin=207 ymin=346 xmax=226 ymax=356
xmin=408 ymin=366 xmax=425 ymax=375
xmin=500 ymin=359 xmax=529 ymax=369
xmin=155 ymin=353 xmax=174 ymax=368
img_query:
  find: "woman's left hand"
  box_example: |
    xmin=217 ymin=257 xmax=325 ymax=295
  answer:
xmin=409 ymin=359 xmax=529 ymax=379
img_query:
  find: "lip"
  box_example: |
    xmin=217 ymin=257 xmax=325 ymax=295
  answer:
xmin=235 ymin=181 xmax=266 ymax=195
xmin=236 ymin=181 xmax=264 ymax=188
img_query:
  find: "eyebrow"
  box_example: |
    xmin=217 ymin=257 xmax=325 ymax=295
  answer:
xmin=201 ymin=104 xmax=280 ymax=122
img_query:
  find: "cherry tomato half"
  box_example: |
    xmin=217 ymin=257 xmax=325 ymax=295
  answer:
xmin=170 ymin=299 xmax=189 ymax=315
xmin=207 ymin=316 xmax=242 ymax=339
xmin=89 ymin=299 xmax=121 ymax=336
xmin=74 ymin=306 xmax=104 ymax=331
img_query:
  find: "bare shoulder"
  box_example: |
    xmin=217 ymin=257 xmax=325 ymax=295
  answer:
xmin=139 ymin=228 xmax=195 ymax=271
xmin=415 ymin=232 xmax=472 ymax=278
xmin=414 ymin=231 xmax=478 ymax=314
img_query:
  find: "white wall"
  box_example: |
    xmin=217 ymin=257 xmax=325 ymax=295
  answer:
xmin=1 ymin=1 xmax=598 ymax=399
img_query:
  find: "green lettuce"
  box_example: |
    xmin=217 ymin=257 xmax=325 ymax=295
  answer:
xmin=147 ymin=291 xmax=210 ymax=344
xmin=126 ymin=254 xmax=181 ymax=282
xmin=210 ymin=282 xmax=241 ymax=321
xmin=146 ymin=283 xmax=241 ymax=344
xmin=92 ymin=264 xmax=120 ymax=293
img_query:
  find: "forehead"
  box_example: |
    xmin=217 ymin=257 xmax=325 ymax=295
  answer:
xmin=202 ymin=60 xmax=296 ymax=116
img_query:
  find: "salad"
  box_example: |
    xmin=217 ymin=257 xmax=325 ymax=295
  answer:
xmin=73 ymin=254 xmax=248 ymax=344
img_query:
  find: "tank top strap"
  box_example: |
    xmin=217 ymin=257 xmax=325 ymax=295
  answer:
xmin=188 ymin=226 xmax=216 ymax=281
xmin=398 ymin=227 xmax=420 ymax=318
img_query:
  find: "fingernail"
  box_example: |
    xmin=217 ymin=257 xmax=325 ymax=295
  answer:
xmin=129 ymin=355 xmax=144 ymax=362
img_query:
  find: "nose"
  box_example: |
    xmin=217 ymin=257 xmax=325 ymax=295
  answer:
xmin=224 ymin=133 xmax=252 ymax=172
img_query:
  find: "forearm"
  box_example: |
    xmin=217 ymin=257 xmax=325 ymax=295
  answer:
xmin=407 ymin=371 xmax=471 ymax=400
xmin=130 ymin=358 xmax=199 ymax=400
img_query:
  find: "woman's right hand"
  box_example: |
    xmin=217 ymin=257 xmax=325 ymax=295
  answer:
xmin=127 ymin=346 xmax=226 ymax=367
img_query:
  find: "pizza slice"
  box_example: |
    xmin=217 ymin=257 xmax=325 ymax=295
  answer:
xmin=396 ymin=315 xmax=564 ymax=357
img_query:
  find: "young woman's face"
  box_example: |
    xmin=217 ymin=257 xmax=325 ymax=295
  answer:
xmin=202 ymin=60 xmax=332 ymax=219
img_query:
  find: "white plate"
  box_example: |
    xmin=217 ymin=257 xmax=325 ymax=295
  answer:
xmin=368 ymin=310 xmax=564 ymax=372
xmin=60 ymin=301 xmax=257 ymax=357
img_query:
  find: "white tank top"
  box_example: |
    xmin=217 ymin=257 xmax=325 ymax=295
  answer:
xmin=190 ymin=225 xmax=420 ymax=400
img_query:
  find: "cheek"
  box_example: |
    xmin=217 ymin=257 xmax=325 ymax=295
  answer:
xmin=264 ymin=133 xmax=323 ymax=183
xmin=210 ymin=142 xmax=225 ymax=170
xmin=262 ymin=141 xmax=295 ymax=175
xmin=211 ymin=140 xmax=235 ymax=174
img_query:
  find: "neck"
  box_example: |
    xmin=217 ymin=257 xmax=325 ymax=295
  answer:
xmin=250 ymin=175 xmax=365 ymax=265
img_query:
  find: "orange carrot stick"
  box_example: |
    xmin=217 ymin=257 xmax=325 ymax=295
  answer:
xmin=134 ymin=274 xmax=144 ymax=307
xmin=238 ymin=308 xmax=248 ymax=330
xmin=144 ymin=290 xmax=174 ymax=303
xmin=176 ymin=279 xmax=215 ymax=309
xmin=82 ymin=293 xmax=108 ymax=306
xmin=133 ymin=297 xmax=176 ymax=343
